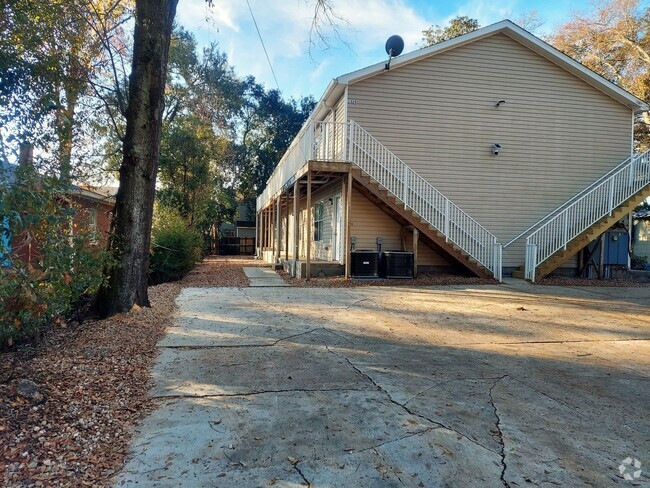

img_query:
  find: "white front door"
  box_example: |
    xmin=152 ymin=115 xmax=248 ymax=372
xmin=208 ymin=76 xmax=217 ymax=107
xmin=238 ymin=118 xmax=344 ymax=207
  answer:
xmin=333 ymin=196 xmax=342 ymax=262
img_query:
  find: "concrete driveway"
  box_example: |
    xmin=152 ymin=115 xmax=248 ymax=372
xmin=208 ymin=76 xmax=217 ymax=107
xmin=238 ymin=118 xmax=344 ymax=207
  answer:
xmin=115 ymin=281 xmax=650 ymax=487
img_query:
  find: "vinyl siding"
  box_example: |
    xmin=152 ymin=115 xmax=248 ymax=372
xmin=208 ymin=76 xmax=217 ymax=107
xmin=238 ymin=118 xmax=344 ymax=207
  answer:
xmin=333 ymin=95 xmax=347 ymax=159
xmin=350 ymin=188 xmax=449 ymax=266
xmin=347 ymin=32 xmax=633 ymax=267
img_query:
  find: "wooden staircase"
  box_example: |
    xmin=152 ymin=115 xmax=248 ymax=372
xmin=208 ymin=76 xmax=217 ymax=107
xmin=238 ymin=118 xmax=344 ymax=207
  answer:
xmin=516 ymin=186 xmax=650 ymax=281
xmin=351 ymin=168 xmax=494 ymax=279
xmin=347 ymin=120 xmax=502 ymax=280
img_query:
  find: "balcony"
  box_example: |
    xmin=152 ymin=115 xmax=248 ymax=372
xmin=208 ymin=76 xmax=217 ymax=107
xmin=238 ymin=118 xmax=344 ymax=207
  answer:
xmin=257 ymin=121 xmax=349 ymax=210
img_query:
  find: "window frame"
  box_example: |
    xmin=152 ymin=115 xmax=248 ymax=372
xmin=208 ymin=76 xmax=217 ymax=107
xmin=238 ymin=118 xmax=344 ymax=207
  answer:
xmin=313 ymin=201 xmax=325 ymax=242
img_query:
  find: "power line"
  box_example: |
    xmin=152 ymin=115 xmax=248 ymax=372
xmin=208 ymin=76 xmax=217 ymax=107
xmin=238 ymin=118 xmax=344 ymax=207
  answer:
xmin=245 ymin=0 xmax=281 ymax=91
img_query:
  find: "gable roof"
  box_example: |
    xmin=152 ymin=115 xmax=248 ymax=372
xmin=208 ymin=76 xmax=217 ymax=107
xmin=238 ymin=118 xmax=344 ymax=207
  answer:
xmin=311 ymin=20 xmax=648 ymax=121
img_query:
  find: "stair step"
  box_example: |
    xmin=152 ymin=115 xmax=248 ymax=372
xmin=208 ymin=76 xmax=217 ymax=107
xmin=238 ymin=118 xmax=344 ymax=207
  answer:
xmin=511 ymin=270 xmax=526 ymax=279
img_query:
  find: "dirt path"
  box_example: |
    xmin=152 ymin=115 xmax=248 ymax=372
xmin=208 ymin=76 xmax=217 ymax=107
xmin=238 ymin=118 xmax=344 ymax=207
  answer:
xmin=181 ymin=256 xmax=267 ymax=288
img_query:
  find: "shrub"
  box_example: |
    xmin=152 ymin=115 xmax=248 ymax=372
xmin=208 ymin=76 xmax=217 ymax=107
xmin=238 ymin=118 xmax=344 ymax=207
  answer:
xmin=0 ymin=167 xmax=110 ymax=347
xmin=149 ymin=208 xmax=202 ymax=284
xmin=631 ymin=254 xmax=648 ymax=270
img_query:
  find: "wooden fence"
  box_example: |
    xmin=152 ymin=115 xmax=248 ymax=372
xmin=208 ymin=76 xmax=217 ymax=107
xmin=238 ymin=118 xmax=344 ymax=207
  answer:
xmin=218 ymin=237 xmax=255 ymax=256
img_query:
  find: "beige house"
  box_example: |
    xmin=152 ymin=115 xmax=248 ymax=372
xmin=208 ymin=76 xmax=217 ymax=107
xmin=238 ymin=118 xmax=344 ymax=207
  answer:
xmin=256 ymin=20 xmax=650 ymax=281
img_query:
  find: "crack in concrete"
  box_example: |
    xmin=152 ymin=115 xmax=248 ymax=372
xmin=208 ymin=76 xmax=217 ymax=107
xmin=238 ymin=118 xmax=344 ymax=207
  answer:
xmin=376 ymin=449 xmax=407 ymax=487
xmin=159 ymin=326 xmax=355 ymax=349
xmin=463 ymin=338 xmax=650 ymax=346
xmin=293 ymin=461 xmax=312 ymax=487
xmin=488 ymin=375 xmax=510 ymax=488
xmin=402 ymin=376 xmax=508 ymax=406
xmin=353 ymin=427 xmax=436 ymax=453
xmin=158 ymin=327 xmax=327 ymax=351
xmin=152 ymin=387 xmax=368 ymax=400
xmin=325 ymin=346 xmax=497 ymax=455
xmin=509 ymin=376 xmax=573 ymax=409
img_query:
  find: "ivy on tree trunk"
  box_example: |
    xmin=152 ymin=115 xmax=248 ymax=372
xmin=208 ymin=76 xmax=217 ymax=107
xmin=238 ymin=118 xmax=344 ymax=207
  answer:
xmin=96 ymin=0 xmax=179 ymax=316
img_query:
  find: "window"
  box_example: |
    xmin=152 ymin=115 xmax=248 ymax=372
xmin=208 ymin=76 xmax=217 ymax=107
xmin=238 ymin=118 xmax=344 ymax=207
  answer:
xmin=313 ymin=202 xmax=325 ymax=242
xmin=88 ymin=208 xmax=98 ymax=233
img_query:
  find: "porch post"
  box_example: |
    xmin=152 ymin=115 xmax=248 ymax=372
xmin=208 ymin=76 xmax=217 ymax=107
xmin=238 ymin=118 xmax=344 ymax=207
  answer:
xmin=345 ymin=171 xmax=352 ymax=279
xmin=285 ymin=190 xmax=290 ymax=261
xmin=306 ymin=170 xmax=312 ymax=281
xmin=266 ymin=207 xmax=271 ymax=253
xmin=413 ymin=227 xmax=419 ymax=278
xmin=293 ymin=180 xmax=299 ymax=278
xmin=275 ymin=196 xmax=281 ymax=263
xmin=256 ymin=210 xmax=260 ymax=258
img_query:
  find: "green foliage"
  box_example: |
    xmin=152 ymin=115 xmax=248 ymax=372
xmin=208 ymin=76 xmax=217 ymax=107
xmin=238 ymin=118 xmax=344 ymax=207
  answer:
xmin=237 ymin=89 xmax=316 ymax=199
xmin=1 ymin=0 xmax=133 ymax=180
xmin=157 ymin=29 xmax=314 ymax=249
xmin=0 ymin=166 xmax=111 ymax=348
xmin=149 ymin=207 xmax=202 ymax=284
xmin=631 ymin=254 xmax=648 ymax=270
xmin=421 ymin=16 xmax=480 ymax=47
xmin=158 ymin=115 xmax=220 ymax=225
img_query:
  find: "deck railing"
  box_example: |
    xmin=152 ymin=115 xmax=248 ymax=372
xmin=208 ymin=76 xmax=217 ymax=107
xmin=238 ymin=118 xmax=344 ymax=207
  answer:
xmin=348 ymin=121 xmax=502 ymax=280
xmin=524 ymin=149 xmax=650 ymax=281
xmin=257 ymin=119 xmax=503 ymax=281
xmin=257 ymin=121 xmax=348 ymax=210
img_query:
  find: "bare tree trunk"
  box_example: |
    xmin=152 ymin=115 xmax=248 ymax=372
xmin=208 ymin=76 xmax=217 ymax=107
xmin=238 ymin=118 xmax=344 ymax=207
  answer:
xmin=57 ymin=90 xmax=77 ymax=183
xmin=96 ymin=0 xmax=178 ymax=316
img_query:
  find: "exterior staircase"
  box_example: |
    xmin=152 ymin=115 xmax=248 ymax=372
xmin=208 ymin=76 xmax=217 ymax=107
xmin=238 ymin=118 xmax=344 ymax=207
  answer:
xmin=350 ymin=168 xmax=494 ymax=278
xmin=520 ymin=150 xmax=650 ymax=281
xmin=346 ymin=121 xmax=502 ymax=281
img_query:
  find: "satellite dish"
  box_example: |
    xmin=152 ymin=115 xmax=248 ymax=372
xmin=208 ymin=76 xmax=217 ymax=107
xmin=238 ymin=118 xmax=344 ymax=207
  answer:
xmin=385 ymin=35 xmax=404 ymax=57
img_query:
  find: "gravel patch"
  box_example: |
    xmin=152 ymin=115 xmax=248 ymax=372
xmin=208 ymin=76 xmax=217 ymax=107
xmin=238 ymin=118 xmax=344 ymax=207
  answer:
xmin=276 ymin=269 xmax=497 ymax=287
xmin=539 ymin=276 xmax=650 ymax=287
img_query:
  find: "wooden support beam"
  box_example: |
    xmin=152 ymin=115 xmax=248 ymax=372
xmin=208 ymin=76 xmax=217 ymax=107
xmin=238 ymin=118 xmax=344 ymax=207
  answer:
xmin=285 ymin=191 xmax=290 ymax=261
xmin=413 ymin=228 xmax=419 ymax=278
xmin=256 ymin=211 xmax=261 ymax=257
xmin=292 ymin=180 xmax=299 ymax=277
xmin=275 ymin=196 xmax=281 ymax=263
xmin=266 ymin=207 xmax=271 ymax=252
xmin=344 ymin=171 xmax=352 ymax=279
xmin=306 ymin=170 xmax=312 ymax=281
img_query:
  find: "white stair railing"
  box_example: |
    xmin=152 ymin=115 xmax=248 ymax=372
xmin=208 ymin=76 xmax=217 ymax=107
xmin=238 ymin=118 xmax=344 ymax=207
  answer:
xmin=525 ymin=150 xmax=650 ymax=281
xmin=348 ymin=120 xmax=502 ymax=281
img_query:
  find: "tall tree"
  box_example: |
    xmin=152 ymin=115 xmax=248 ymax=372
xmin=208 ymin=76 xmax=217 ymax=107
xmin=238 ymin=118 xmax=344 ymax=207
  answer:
xmin=550 ymin=0 xmax=650 ymax=147
xmin=97 ymin=0 xmax=333 ymax=315
xmin=0 ymin=0 xmax=131 ymax=180
xmin=158 ymin=115 xmax=221 ymax=226
xmin=237 ymin=89 xmax=315 ymax=199
xmin=96 ymin=0 xmax=178 ymax=315
xmin=421 ymin=16 xmax=480 ymax=47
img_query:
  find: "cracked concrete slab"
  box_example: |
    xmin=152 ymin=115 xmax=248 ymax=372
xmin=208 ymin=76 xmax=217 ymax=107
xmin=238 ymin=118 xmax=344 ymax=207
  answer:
xmin=152 ymin=339 xmax=371 ymax=398
xmin=116 ymin=282 xmax=650 ymax=487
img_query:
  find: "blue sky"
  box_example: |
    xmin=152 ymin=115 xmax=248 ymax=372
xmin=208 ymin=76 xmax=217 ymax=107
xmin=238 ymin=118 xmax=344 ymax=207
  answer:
xmin=176 ymin=0 xmax=595 ymax=101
